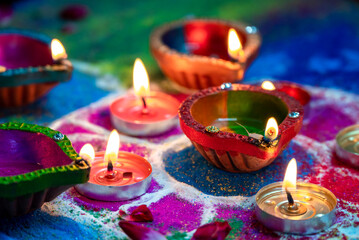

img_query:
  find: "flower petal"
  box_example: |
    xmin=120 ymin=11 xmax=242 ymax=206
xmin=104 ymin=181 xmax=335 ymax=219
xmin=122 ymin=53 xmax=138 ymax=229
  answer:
xmin=130 ymin=205 xmax=154 ymax=222
xmin=191 ymin=221 xmax=231 ymax=240
xmin=119 ymin=205 xmax=154 ymax=222
xmin=119 ymin=221 xmax=166 ymax=240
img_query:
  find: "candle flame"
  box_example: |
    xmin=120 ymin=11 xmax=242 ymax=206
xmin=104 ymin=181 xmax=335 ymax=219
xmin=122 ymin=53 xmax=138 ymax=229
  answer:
xmin=227 ymin=28 xmax=243 ymax=60
xmin=264 ymin=117 xmax=278 ymax=140
xmin=133 ymin=58 xmax=150 ymax=97
xmin=105 ymin=130 xmax=120 ymax=164
xmin=261 ymin=81 xmax=276 ymax=91
xmin=51 ymin=39 xmax=67 ymax=61
xmin=283 ymin=158 xmax=297 ymax=190
xmin=79 ymin=143 xmax=95 ymax=162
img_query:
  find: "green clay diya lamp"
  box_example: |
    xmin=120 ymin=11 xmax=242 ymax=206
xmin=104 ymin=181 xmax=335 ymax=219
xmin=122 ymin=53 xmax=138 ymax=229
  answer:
xmin=0 ymin=122 xmax=90 ymax=217
xmin=0 ymin=29 xmax=73 ymax=107
xmin=179 ymin=83 xmax=304 ymax=173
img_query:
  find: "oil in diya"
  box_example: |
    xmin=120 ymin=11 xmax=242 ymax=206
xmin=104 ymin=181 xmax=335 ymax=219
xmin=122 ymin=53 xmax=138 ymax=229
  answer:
xmin=110 ymin=58 xmax=180 ymax=136
xmin=255 ymin=158 xmax=337 ymax=234
xmin=75 ymin=130 xmax=152 ymax=201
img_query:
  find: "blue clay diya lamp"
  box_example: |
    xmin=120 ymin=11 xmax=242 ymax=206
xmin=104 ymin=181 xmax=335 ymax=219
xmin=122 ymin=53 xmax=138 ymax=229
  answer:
xmin=0 ymin=29 xmax=73 ymax=107
xmin=0 ymin=122 xmax=90 ymax=217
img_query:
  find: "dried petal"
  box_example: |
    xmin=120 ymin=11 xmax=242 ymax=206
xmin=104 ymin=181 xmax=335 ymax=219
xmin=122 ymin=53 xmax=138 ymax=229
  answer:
xmin=119 ymin=221 xmax=166 ymax=240
xmin=119 ymin=205 xmax=153 ymax=222
xmin=191 ymin=221 xmax=231 ymax=240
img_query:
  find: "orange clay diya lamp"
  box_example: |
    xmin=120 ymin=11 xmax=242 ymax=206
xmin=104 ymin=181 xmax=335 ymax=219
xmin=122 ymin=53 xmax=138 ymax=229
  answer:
xmin=179 ymin=83 xmax=303 ymax=172
xmin=0 ymin=29 xmax=72 ymax=107
xmin=150 ymin=18 xmax=261 ymax=90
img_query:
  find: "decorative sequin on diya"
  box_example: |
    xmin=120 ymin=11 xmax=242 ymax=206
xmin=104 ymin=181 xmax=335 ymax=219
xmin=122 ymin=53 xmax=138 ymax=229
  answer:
xmin=0 ymin=122 xmax=90 ymax=217
xmin=150 ymin=18 xmax=261 ymax=90
xmin=0 ymin=29 xmax=73 ymax=107
xmin=178 ymin=84 xmax=303 ymax=173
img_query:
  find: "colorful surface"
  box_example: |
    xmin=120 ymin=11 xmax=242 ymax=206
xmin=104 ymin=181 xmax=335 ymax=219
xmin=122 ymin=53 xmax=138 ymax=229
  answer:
xmin=1 ymin=0 xmax=359 ymax=239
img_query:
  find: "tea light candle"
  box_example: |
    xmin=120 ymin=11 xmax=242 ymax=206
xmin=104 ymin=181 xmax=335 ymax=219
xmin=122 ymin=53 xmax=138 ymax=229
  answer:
xmin=261 ymin=80 xmax=310 ymax=106
xmin=75 ymin=130 xmax=152 ymax=201
xmin=335 ymin=124 xmax=359 ymax=168
xmin=110 ymin=58 xmax=180 ymax=136
xmin=255 ymin=158 xmax=337 ymax=234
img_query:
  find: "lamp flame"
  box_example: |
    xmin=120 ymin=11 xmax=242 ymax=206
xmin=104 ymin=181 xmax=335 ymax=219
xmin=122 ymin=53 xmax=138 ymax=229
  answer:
xmin=51 ymin=39 xmax=67 ymax=61
xmin=133 ymin=58 xmax=150 ymax=97
xmin=105 ymin=130 xmax=120 ymax=165
xmin=228 ymin=28 xmax=244 ymax=61
xmin=264 ymin=117 xmax=278 ymax=140
xmin=79 ymin=143 xmax=95 ymax=162
xmin=283 ymin=158 xmax=297 ymax=190
xmin=261 ymin=81 xmax=276 ymax=91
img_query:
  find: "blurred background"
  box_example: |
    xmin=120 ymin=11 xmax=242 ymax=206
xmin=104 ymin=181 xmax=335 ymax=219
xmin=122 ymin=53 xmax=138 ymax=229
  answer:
xmin=1 ymin=0 xmax=359 ymax=123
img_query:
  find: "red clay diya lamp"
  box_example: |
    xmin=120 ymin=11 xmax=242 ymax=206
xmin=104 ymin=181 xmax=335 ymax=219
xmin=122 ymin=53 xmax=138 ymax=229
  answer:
xmin=110 ymin=58 xmax=180 ymax=136
xmin=179 ymin=83 xmax=303 ymax=173
xmin=0 ymin=29 xmax=73 ymax=107
xmin=255 ymin=158 xmax=337 ymax=234
xmin=150 ymin=18 xmax=261 ymax=90
xmin=261 ymin=80 xmax=311 ymax=106
xmin=0 ymin=122 xmax=90 ymax=218
xmin=75 ymin=130 xmax=152 ymax=201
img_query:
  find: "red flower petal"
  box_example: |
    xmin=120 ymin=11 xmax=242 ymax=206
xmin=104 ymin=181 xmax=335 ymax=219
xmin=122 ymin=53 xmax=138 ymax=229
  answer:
xmin=129 ymin=205 xmax=154 ymax=222
xmin=119 ymin=221 xmax=166 ymax=240
xmin=191 ymin=221 xmax=231 ymax=240
xmin=119 ymin=205 xmax=154 ymax=222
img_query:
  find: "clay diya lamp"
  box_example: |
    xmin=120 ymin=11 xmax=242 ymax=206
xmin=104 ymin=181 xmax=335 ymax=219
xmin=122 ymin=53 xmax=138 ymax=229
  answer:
xmin=75 ymin=130 xmax=152 ymax=201
xmin=179 ymin=83 xmax=303 ymax=173
xmin=150 ymin=18 xmax=261 ymax=90
xmin=0 ymin=29 xmax=73 ymax=107
xmin=0 ymin=122 xmax=90 ymax=218
xmin=261 ymin=80 xmax=311 ymax=106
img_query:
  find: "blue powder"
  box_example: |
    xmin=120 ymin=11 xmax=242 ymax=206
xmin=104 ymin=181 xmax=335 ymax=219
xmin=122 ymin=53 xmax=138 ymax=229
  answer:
xmin=164 ymin=141 xmax=314 ymax=197
xmin=0 ymin=210 xmax=100 ymax=240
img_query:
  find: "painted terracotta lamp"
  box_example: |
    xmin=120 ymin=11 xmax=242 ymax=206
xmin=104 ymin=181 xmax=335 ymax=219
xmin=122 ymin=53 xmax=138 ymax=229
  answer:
xmin=0 ymin=29 xmax=73 ymax=107
xmin=0 ymin=122 xmax=90 ymax=218
xmin=179 ymin=83 xmax=303 ymax=173
xmin=150 ymin=18 xmax=261 ymax=90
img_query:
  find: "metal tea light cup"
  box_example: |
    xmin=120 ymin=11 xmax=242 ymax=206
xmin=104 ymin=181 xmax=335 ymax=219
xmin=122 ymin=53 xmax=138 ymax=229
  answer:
xmin=335 ymin=124 xmax=359 ymax=168
xmin=255 ymin=182 xmax=337 ymax=234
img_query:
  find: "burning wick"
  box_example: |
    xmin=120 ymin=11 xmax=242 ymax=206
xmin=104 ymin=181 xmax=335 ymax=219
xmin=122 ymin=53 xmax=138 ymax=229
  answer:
xmin=264 ymin=117 xmax=278 ymax=141
xmin=285 ymin=188 xmax=297 ymax=210
xmin=283 ymin=158 xmax=299 ymax=211
xmin=133 ymin=58 xmax=150 ymax=114
xmin=104 ymin=130 xmax=120 ymax=178
xmin=141 ymin=97 xmax=147 ymax=109
xmin=107 ymin=159 xmax=114 ymax=173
